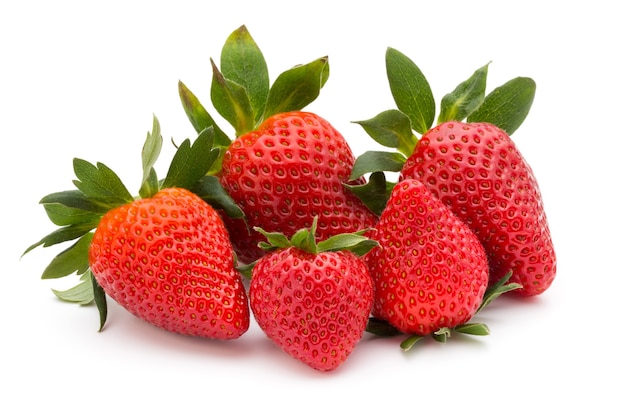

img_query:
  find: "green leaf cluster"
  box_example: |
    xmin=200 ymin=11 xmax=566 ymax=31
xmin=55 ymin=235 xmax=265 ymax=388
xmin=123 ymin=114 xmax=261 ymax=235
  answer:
xmin=178 ymin=25 xmax=330 ymax=155
xmin=352 ymin=48 xmax=536 ymax=214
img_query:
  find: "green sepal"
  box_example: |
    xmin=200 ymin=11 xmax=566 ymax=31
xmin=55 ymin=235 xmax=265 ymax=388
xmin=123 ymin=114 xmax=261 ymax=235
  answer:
xmin=454 ymin=322 xmax=490 ymax=336
xmin=467 ymin=76 xmax=536 ymax=135
xmin=210 ymin=58 xmax=255 ymax=137
xmin=161 ymin=127 xmax=217 ymax=190
xmin=263 ymin=56 xmax=330 ymax=120
xmin=42 ymin=201 xmax=103 ymax=227
xmin=344 ymin=171 xmax=394 ymax=217
xmin=72 ymin=159 xmax=134 ymax=208
xmin=91 ymin=272 xmax=108 ymax=332
xmin=353 ymin=109 xmax=417 ymax=157
xmin=220 ymin=25 xmax=269 ymax=124
xmin=385 ymin=47 xmax=435 ymax=135
xmin=139 ymin=115 xmax=163 ymax=198
xmin=400 ymin=334 xmax=425 ymax=351
xmin=178 ymin=80 xmax=231 ymax=146
xmin=477 ymin=270 xmax=522 ymax=313
xmin=51 ymin=270 xmax=94 ymax=305
xmin=438 ymin=62 xmax=490 ymax=123
xmin=365 ymin=317 xmax=403 ymax=337
xmin=351 ymin=150 xmax=406 ymax=180
xmin=190 ymin=175 xmax=244 ymax=220
xmin=40 ymin=190 xmax=112 ymax=216
xmin=41 ymin=233 xmax=93 ymax=279
xmin=255 ymin=216 xmax=377 ymax=256
xmin=432 ymin=327 xmax=451 ymax=343
xmin=23 ymin=223 xmax=98 ymax=256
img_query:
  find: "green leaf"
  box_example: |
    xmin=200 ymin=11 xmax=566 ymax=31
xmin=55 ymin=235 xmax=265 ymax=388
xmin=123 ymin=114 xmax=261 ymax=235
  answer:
xmin=317 ymin=233 xmax=378 ymax=256
xmin=353 ymin=109 xmax=417 ymax=157
xmin=92 ymin=272 xmax=108 ymax=332
xmin=385 ymin=47 xmax=435 ymax=135
xmin=454 ymin=322 xmax=490 ymax=336
xmin=40 ymin=190 xmax=111 ymax=214
xmin=467 ymin=77 xmax=536 ymax=135
xmin=41 ymin=233 xmax=93 ymax=279
xmin=23 ymin=223 xmax=98 ymax=256
xmin=345 ymin=171 xmax=395 ymax=216
xmin=351 ymin=150 xmax=406 ymax=180
xmin=51 ymin=271 xmax=94 ymax=305
xmin=220 ymin=25 xmax=269 ymax=124
xmin=400 ymin=334 xmax=424 ymax=351
xmin=264 ymin=57 xmax=330 ymax=120
xmin=254 ymin=227 xmax=292 ymax=250
xmin=161 ymin=127 xmax=217 ymax=190
xmin=438 ymin=63 xmax=489 ymax=123
xmin=43 ymin=202 xmax=103 ymax=227
xmin=190 ymin=175 xmax=244 ymax=220
xmin=366 ymin=317 xmax=403 ymax=337
xmin=290 ymin=221 xmax=317 ymax=254
xmin=72 ymin=159 xmax=134 ymax=208
xmin=210 ymin=59 xmax=255 ymax=137
xmin=477 ymin=270 xmax=522 ymax=313
xmin=140 ymin=115 xmax=163 ymax=197
xmin=178 ymin=80 xmax=231 ymax=147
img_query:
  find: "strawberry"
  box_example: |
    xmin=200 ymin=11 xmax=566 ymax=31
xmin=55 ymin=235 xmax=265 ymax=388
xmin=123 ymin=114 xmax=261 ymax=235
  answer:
xmin=25 ymin=117 xmax=249 ymax=338
xmin=247 ymin=218 xmax=377 ymax=371
xmin=351 ymin=48 xmax=556 ymax=297
xmin=400 ymin=121 xmax=556 ymax=296
xmin=364 ymin=179 xmax=489 ymax=340
xmin=178 ymin=26 xmax=377 ymax=264
xmin=220 ymin=111 xmax=378 ymax=263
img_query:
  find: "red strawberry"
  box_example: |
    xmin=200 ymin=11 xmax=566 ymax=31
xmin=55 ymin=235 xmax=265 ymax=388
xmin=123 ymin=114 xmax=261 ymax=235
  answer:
xmin=220 ymin=111 xmax=377 ymax=263
xmin=248 ymin=218 xmax=376 ymax=371
xmin=365 ymin=179 xmax=489 ymax=337
xmin=26 ymin=116 xmax=249 ymax=338
xmin=400 ymin=121 xmax=556 ymax=296
xmin=89 ymin=187 xmax=249 ymax=339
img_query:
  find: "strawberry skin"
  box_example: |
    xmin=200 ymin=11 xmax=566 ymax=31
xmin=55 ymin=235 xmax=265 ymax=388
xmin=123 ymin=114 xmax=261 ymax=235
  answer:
xmin=400 ymin=121 xmax=556 ymax=296
xmin=249 ymin=247 xmax=374 ymax=371
xmin=365 ymin=179 xmax=489 ymax=336
xmin=220 ymin=111 xmax=377 ymax=264
xmin=89 ymin=187 xmax=250 ymax=339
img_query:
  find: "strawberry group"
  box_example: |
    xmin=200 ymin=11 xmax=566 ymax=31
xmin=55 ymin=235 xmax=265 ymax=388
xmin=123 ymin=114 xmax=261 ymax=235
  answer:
xmin=25 ymin=26 xmax=558 ymax=371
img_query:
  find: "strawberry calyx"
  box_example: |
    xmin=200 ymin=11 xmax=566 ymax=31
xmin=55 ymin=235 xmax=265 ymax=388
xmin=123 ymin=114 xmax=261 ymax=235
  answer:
xmin=366 ymin=270 xmax=520 ymax=351
xmin=178 ymin=25 xmax=330 ymax=174
xmin=237 ymin=216 xmax=378 ymax=278
xmin=23 ymin=116 xmax=243 ymax=330
xmin=348 ymin=48 xmax=536 ymax=214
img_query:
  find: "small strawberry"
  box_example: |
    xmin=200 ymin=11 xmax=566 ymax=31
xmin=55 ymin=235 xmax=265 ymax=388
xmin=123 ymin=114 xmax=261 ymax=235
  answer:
xmin=364 ymin=179 xmax=489 ymax=341
xmin=351 ymin=49 xmax=556 ymax=296
xmin=178 ymin=26 xmax=377 ymax=264
xmin=247 ymin=218 xmax=377 ymax=371
xmin=25 ymin=117 xmax=249 ymax=338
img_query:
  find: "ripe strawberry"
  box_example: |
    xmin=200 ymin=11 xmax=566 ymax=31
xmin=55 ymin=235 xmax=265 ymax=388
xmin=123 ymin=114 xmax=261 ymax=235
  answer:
xmin=220 ymin=111 xmax=378 ymax=263
xmin=25 ymin=116 xmax=249 ymax=337
xmin=178 ymin=26 xmax=377 ymax=264
xmin=365 ymin=179 xmax=489 ymax=337
xmin=400 ymin=121 xmax=556 ymax=296
xmin=89 ymin=187 xmax=249 ymax=339
xmin=248 ymin=218 xmax=376 ymax=371
xmin=352 ymin=50 xmax=556 ymax=297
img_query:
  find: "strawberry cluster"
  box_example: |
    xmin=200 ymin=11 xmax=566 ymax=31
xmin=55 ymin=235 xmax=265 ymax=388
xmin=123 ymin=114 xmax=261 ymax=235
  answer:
xmin=25 ymin=26 xmax=556 ymax=372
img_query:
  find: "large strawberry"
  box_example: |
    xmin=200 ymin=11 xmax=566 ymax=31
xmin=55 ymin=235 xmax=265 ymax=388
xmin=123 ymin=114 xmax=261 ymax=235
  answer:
xmin=178 ymin=26 xmax=377 ymax=263
xmin=350 ymin=48 xmax=556 ymax=296
xmin=247 ymin=218 xmax=377 ymax=371
xmin=400 ymin=121 xmax=556 ymax=296
xmin=25 ymin=117 xmax=249 ymax=338
xmin=365 ymin=179 xmax=489 ymax=343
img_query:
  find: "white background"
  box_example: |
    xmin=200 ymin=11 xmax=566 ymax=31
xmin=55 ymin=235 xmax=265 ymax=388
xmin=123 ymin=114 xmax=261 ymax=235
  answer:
xmin=2 ymin=1 xmax=623 ymax=415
